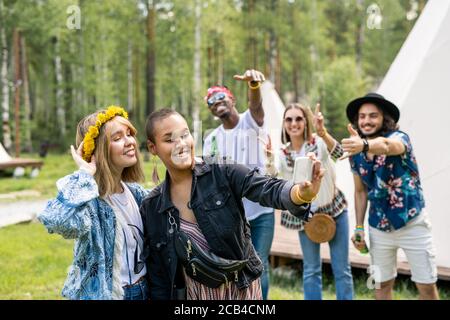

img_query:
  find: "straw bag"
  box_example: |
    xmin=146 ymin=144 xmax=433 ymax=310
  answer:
xmin=303 ymin=213 xmax=336 ymax=243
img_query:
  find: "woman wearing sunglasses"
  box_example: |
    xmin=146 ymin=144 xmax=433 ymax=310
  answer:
xmin=267 ymin=102 xmax=354 ymax=300
xmin=38 ymin=106 xmax=150 ymax=300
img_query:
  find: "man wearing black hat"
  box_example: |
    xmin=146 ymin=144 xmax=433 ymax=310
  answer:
xmin=341 ymin=93 xmax=439 ymax=300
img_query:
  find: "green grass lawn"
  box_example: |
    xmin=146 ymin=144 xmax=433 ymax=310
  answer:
xmin=2 ymin=153 xmax=449 ymax=300
xmin=0 ymin=152 xmax=166 ymax=200
xmin=268 ymin=264 xmax=450 ymax=300
xmin=0 ymin=222 xmax=73 ymax=299
xmin=1 ymin=222 xmax=449 ymax=300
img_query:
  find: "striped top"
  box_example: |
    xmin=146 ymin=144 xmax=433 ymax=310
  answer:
xmin=179 ymin=217 xmax=262 ymax=300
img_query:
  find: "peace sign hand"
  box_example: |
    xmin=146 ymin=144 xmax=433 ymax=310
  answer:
xmin=258 ymin=134 xmax=273 ymax=159
xmin=313 ymin=103 xmax=326 ymax=136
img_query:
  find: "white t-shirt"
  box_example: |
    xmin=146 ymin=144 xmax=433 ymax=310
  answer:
xmin=203 ymin=110 xmax=273 ymax=221
xmin=107 ymin=182 xmax=147 ymax=287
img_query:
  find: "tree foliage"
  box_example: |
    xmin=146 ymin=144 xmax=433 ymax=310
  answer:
xmin=0 ymin=0 xmax=424 ymax=151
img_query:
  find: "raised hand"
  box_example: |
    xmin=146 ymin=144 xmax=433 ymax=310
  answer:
xmin=313 ymin=103 xmax=326 ymax=136
xmin=71 ymin=142 xmax=96 ymax=176
xmin=340 ymin=124 xmax=363 ymax=160
xmin=233 ymin=69 xmax=265 ymax=83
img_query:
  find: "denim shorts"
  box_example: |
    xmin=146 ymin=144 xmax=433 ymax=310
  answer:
xmin=123 ymin=277 xmax=150 ymax=300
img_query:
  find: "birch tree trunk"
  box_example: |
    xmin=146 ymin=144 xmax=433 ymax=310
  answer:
xmin=42 ymin=61 xmax=50 ymax=124
xmin=207 ymin=45 xmax=213 ymax=87
xmin=146 ymin=0 xmax=156 ymax=116
xmin=13 ymin=29 xmax=21 ymax=157
xmin=20 ymin=35 xmax=32 ymax=152
xmin=78 ymin=0 xmax=88 ymax=115
xmin=217 ymin=37 xmax=224 ymax=85
xmin=69 ymin=41 xmax=79 ymax=125
xmin=291 ymin=8 xmax=300 ymax=102
xmin=246 ymin=0 xmax=257 ymax=69
xmin=355 ymin=0 xmax=365 ymax=75
xmin=0 ymin=0 xmax=12 ymax=150
xmin=133 ymin=47 xmax=141 ymax=121
xmin=268 ymin=33 xmax=277 ymax=85
xmin=127 ymin=42 xmax=133 ymax=113
xmin=276 ymin=43 xmax=281 ymax=93
xmin=263 ymin=0 xmax=278 ymax=89
xmin=54 ymin=36 xmax=66 ymax=137
xmin=192 ymin=0 xmax=202 ymax=156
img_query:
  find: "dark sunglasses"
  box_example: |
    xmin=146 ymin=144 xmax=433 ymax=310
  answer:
xmin=284 ymin=116 xmax=304 ymax=123
xmin=127 ymin=224 xmax=146 ymax=274
xmin=207 ymin=92 xmax=227 ymax=107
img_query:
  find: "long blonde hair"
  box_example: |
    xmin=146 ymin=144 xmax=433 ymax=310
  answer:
xmin=75 ymin=111 xmax=145 ymax=197
xmin=281 ymin=103 xmax=314 ymax=145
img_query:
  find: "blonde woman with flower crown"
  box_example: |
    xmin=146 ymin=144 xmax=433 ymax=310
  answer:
xmin=38 ymin=106 xmax=150 ymax=300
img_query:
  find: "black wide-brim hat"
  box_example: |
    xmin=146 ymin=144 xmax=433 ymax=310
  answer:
xmin=346 ymin=92 xmax=400 ymax=123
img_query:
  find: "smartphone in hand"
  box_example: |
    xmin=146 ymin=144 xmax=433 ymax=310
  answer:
xmin=293 ymin=157 xmax=313 ymax=184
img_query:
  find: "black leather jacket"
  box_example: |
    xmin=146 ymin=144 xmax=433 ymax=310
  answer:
xmin=140 ymin=160 xmax=310 ymax=300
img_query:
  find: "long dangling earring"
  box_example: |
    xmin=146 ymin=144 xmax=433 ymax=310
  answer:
xmin=282 ymin=127 xmax=287 ymax=146
xmin=151 ymin=155 xmax=160 ymax=185
xmin=304 ymin=124 xmax=307 ymax=142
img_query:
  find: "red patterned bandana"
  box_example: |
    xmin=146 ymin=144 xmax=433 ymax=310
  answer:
xmin=204 ymin=86 xmax=234 ymax=105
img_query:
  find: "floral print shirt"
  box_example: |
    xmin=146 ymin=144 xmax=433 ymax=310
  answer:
xmin=350 ymin=130 xmax=425 ymax=232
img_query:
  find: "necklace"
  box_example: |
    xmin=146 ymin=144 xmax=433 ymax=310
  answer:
xmin=283 ymin=139 xmax=315 ymax=169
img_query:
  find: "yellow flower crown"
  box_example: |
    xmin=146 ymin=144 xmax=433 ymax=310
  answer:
xmin=82 ymin=105 xmax=129 ymax=162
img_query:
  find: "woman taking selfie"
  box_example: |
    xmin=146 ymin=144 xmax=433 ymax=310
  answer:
xmin=141 ymin=108 xmax=325 ymax=300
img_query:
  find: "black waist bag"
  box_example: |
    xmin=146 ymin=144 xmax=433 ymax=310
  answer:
xmin=174 ymin=229 xmax=248 ymax=288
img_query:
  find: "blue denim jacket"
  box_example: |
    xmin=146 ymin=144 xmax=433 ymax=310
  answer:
xmin=38 ymin=170 xmax=148 ymax=300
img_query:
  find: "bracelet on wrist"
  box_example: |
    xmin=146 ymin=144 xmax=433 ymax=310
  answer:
xmin=248 ymin=81 xmax=261 ymax=90
xmin=362 ymin=139 xmax=369 ymax=153
xmin=295 ymin=186 xmax=317 ymax=204
xmin=317 ymin=128 xmax=328 ymax=138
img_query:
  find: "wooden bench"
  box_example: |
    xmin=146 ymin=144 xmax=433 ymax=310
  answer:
xmin=270 ymin=210 xmax=450 ymax=281
xmin=0 ymin=143 xmax=43 ymax=175
xmin=0 ymin=158 xmax=43 ymax=170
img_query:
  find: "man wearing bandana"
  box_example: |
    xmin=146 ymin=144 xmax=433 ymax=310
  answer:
xmin=202 ymin=69 xmax=274 ymax=300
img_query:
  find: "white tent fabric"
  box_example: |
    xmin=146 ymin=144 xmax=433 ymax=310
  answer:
xmin=0 ymin=143 xmax=12 ymax=162
xmin=337 ymin=0 xmax=450 ymax=270
xmin=261 ymin=80 xmax=285 ymax=155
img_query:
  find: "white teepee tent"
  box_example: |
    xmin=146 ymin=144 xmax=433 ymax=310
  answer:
xmin=0 ymin=143 xmax=12 ymax=162
xmin=336 ymin=0 xmax=450 ymax=271
xmin=261 ymin=80 xmax=285 ymax=154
